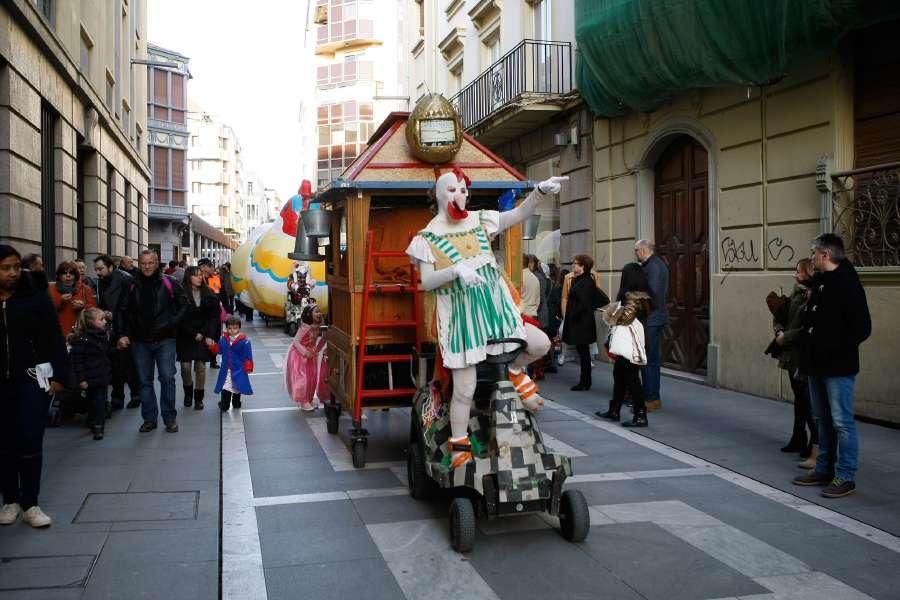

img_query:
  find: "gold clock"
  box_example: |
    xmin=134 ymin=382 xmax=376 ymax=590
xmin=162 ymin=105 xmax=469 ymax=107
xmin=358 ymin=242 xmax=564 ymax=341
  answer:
xmin=405 ymin=94 xmax=463 ymax=164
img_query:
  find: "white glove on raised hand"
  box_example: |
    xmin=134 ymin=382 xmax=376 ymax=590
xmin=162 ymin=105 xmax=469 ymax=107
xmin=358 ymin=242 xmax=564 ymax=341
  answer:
xmin=538 ymin=175 xmax=570 ymax=195
xmin=453 ymin=262 xmax=485 ymax=287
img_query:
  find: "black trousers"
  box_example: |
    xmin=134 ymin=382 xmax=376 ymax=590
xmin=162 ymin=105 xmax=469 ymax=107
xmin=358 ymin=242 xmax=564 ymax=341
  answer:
xmin=613 ymin=357 xmax=645 ymax=412
xmin=789 ymin=370 xmax=817 ymax=444
xmin=0 ymin=379 xmax=51 ymax=509
xmin=575 ymin=344 xmax=592 ymax=387
xmin=110 ymin=346 xmax=139 ymax=403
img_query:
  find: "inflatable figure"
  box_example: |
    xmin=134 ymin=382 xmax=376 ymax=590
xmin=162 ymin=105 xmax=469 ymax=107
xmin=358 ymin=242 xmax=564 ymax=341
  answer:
xmin=230 ymin=183 xmax=327 ymax=318
xmin=405 ymin=168 xmax=568 ymax=468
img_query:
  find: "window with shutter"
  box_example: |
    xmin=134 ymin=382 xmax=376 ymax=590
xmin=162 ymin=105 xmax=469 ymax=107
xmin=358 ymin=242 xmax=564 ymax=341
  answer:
xmin=153 ymin=69 xmax=168 ymax=105
xmin=171 ymin=74 xmax=185 ymax=109
xmin=854 ymin=20 xmax=900 ymax=168
xmin=153 ymin=146 xmax=168 ymax=189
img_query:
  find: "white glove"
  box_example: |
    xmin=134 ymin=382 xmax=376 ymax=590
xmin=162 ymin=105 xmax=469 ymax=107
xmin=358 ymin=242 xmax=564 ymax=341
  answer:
xmin=453 ymin=263 xmax=485 ymax=287
xmin=538 ymin=175 xmax=570 ymax=195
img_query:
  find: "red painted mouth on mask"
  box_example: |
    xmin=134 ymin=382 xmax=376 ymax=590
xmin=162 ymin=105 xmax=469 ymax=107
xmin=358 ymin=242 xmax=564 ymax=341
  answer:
xmin=447 ymin=199 xmax=468 ymax=220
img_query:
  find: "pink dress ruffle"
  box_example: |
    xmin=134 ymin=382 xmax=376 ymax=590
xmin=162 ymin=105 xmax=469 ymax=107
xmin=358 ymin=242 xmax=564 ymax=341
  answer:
xmin=284 ymin=324 xmax=328 ymax=405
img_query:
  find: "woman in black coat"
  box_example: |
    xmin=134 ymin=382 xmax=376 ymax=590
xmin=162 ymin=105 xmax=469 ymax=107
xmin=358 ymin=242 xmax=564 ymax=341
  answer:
xmin=562 ymin=254 xmax=605 ymax=391
xmin=177 ymin=266 xmax=220 ymax=410
xmin=0 ymin=245 xmax=68 ymax=528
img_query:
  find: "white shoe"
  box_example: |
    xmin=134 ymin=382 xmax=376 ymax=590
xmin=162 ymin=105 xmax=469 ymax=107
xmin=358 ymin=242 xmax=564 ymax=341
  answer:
xmin=22 ymin=506 xmax=52 ymax=528
xmin=556 ymin=355 xmax=566 ymax=366
xmin=0 ymin=503 xmax=20 ymax=525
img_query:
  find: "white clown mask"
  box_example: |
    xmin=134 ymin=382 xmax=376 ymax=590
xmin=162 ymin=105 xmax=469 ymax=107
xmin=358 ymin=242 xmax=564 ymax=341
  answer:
xmin=435 ymin=169 xmax=470 ymax=221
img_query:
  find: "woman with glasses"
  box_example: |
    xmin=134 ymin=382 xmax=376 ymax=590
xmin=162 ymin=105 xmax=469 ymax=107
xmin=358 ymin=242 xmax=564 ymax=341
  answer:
xmin=47 ymin=260 xmax=96 ymax=337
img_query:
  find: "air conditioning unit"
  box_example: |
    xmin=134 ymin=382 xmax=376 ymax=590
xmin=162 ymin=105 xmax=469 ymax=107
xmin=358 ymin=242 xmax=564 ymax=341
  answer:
xmin=314 ymin=4 xmax=328 ymax=24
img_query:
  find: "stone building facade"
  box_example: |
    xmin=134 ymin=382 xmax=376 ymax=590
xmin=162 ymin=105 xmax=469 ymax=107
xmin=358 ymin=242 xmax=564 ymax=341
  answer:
xmin=589 ymin=24 xmax=900 ymax=421
xmin=0 ymin=0 xmax=150 ymax=266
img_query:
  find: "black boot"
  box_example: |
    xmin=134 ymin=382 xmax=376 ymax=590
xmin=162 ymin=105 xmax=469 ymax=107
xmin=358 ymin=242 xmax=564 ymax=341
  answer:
xmin=194 ymin=389 xmax=204 ymax=410
xmin=232 ymin=394 xmax=242 ymax=409
xmin=183 ymin=385 xmax=194 ymax=408
xmin=596 ymin=397 xmax=622 ymax=421
xmin=781 ymin=430 xmax=807 ymax=453
xmin=219 ymin=390 xmax=232 ymax=412
xmin=92 ymin=424 xmax=104 ymax=440
xmin=623 ymin=408 xmax=648 ymax=428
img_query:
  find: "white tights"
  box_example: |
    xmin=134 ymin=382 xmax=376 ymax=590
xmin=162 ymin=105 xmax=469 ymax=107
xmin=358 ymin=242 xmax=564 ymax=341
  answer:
xmin=447 ymin=322 xmax=551 ymax=441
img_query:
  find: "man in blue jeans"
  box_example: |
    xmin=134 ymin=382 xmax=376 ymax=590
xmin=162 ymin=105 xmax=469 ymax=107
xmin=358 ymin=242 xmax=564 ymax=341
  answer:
xmin=635 ymin=240 xmax=669 ymax=411
xmin=793 ymin=234 xmax=870 ymax=498
xmin=116 ymin=250 xmax=188 ymax=433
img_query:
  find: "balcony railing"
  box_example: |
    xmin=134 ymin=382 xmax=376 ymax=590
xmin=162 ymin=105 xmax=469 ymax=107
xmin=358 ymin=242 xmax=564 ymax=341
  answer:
xmin=450 ymin=39 xmax=573 ymax=131
xmin=830 ymin=161 xmax=900 ymax=268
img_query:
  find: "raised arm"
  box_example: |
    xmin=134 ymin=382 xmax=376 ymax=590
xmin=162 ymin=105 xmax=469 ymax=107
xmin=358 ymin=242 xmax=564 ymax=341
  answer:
xmin=497 ymin=176 xmax=568 ymax=233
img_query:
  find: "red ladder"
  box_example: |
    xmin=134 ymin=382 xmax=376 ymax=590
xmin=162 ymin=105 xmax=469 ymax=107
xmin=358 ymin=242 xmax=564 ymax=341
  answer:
xmin=354 ymin=230 xmax=423 ymax=424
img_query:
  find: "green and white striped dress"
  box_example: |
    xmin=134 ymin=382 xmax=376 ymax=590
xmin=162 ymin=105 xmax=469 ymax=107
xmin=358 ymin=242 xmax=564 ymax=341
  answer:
xmin=407 ymin=210 xmax=526 ymax=369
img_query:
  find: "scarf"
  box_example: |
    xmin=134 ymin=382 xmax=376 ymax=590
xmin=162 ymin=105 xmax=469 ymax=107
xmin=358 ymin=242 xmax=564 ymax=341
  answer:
xmin=55 ymin=281 xmax=77 ymax=295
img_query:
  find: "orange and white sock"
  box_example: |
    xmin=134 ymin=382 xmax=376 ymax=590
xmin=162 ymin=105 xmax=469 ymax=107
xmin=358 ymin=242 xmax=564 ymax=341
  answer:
xmin=508 ymin=369 xmax=544 ymax=412
xmin=449 ymin=436 xmax=472 ymax=469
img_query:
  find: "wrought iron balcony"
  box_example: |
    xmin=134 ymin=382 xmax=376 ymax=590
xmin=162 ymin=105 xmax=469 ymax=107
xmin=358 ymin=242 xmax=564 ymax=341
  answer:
xmin=830 ymin=161 xmax=900 ymax=268
xmin=450 ymin=39 xmax=573 ymax=132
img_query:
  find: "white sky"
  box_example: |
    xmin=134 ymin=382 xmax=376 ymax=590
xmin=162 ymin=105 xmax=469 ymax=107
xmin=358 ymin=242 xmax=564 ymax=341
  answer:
xmin=148 ymin=0 xmax=315 ymax=197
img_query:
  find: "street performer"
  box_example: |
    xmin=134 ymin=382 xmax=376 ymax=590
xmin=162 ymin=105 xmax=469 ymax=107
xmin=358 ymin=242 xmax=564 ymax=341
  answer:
xmin=406 ymin=168 xmax=568 ymax=468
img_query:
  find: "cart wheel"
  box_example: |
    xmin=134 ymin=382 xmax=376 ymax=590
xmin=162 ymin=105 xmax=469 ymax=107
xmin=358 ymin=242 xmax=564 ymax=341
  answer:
xmin=325 ymin=405 xmax=340 ymax=435
xmin=407 ymin=442 xmax=435 ymax=500
xmin=449 ymin=497 xmax=476 ymax=553
xmin=558 ymin=490 xmax=590 ymax=542
xmin=351 ymin=439 xmax=367 ymax=469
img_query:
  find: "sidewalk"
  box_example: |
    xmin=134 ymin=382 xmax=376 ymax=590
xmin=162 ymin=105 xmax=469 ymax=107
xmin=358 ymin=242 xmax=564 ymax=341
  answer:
xmin=0 ymin=384 xmax=221 ymax=599
xmin=541 ymin=359 xmax=900 ymax=537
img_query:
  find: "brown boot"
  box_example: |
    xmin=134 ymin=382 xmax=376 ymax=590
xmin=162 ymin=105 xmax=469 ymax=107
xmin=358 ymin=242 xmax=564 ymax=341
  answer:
xmin=798 ymin=444 xmax=819 ymax=469
xmin=645 ymin=399 xmax=662 ymax=412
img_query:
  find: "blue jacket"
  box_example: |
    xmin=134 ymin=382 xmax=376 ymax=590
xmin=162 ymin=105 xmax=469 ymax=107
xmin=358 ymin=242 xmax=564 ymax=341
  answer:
xmin=211 ymin=333 xmax=254 ymax=395
xmin=642 ymin=254 xmax=669 ymax=327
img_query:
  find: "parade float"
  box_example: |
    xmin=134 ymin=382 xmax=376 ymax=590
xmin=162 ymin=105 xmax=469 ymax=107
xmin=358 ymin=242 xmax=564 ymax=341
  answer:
xmin=293 ymin=95 xmax=588 ymax=551
xmin=230 ymin=182 xmax=328 ymax=327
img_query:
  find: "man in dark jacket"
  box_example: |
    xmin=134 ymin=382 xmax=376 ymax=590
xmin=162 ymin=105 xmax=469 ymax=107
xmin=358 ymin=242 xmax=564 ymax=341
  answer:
xmin=0 ymin=245 xmax=68 ymax=528
xmin=94 ymin=255 xmax=139 ymax=410
xmin=635 ymin=240 xmax=669 ymax=411
xmin=116 ymin=250 xmax=188 ymax=433
xmin=793 ymin=234 xmax=871 ymax=498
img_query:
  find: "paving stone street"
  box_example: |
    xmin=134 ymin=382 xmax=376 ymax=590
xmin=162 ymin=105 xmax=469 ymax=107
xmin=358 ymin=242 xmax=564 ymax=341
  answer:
xmin=1 ymin=320 xmax=898 ymax=599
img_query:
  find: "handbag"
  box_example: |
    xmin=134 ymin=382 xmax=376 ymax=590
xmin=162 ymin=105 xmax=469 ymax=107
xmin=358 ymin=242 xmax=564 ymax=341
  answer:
xmin=608 ymin=320 xmax=647 ymax=365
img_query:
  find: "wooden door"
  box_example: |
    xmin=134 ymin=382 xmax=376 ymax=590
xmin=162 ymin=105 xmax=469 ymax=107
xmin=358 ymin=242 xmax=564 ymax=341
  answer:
xmin=654 ymin=136 xmax=710 ymax=375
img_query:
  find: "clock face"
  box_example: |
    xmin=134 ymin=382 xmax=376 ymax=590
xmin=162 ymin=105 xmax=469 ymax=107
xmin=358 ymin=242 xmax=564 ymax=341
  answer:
xmin=419 ymin=119 xmax=457 ymax=146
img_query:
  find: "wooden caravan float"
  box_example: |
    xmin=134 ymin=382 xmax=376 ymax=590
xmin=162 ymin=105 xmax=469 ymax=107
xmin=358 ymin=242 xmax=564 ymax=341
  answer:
xmin=313 ymin=110 xmax=533 ymax=468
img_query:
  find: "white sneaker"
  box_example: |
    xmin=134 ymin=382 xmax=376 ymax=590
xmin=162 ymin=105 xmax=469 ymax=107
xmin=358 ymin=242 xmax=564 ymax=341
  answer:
xmin=0 ymin=503 xmax=20 ymax=525
xmin=22 ymin=506 xmax=52 ymax=528
xmin=557 ymin=355 xmax=566 ymax=366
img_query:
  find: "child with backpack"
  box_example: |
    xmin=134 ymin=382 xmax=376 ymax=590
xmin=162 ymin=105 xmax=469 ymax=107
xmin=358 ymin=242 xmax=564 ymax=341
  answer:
xmin=206 ymin=315 xmax=253 ymax=411
xmin=68 ymin=307 xmax=112 ymax=440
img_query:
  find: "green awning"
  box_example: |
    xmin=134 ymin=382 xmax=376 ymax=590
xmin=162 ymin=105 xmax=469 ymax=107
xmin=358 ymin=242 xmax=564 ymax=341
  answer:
xmin=576 ymin=0 xmax=900 ymax=117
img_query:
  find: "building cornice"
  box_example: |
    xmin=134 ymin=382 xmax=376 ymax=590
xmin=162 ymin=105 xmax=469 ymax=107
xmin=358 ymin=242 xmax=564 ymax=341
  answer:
xmin=467 ymin=0 xmax=502 ymax=31
xmin=438 ymin=27 xmax=466 ymax=60
xmin=5 ymin=0 xmax=151 ymax=178
xmin=445 ymin=0 xmax=465 ymax=20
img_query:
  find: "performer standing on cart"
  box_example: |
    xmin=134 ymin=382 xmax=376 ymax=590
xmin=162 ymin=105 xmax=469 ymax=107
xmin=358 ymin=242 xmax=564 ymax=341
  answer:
xmin=406 ymin=168 xmax=568 ymax=468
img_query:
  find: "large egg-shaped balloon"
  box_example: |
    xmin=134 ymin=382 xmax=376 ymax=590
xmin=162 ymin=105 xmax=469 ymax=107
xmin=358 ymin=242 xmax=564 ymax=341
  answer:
xmin=230 ymin=199 xmax=328 ymax=318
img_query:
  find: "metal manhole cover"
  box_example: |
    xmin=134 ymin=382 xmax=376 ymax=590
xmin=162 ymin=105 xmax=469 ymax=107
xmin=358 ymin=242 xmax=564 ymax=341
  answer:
xmin=0 ymin=555 xmax=96 ymax=591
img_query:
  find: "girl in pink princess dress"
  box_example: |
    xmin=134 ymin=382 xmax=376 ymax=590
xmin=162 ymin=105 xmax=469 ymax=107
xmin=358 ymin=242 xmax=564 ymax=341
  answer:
xmin=284 ymin=304 xmax=328 ymax=411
